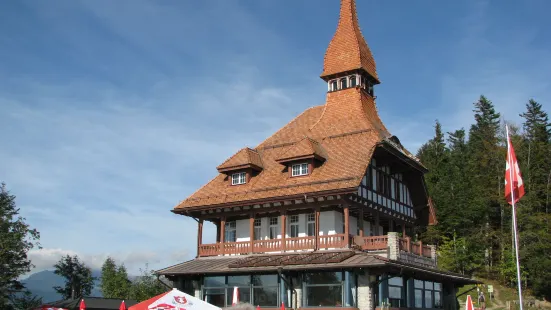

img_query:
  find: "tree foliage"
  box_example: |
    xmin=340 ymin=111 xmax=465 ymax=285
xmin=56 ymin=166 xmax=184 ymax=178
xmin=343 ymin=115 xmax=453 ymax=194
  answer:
xmin=0 ymin=183 xmax=41 ymax=308
xmin=128 ymin=264 xmax=167 ymax=302
xmin=100 ymin=257 xmax=131 ymax=299
xmin=53 ymin=255 xmax=96 ymax=299
xmin=418 ymin=96 xmax=551 ymax=299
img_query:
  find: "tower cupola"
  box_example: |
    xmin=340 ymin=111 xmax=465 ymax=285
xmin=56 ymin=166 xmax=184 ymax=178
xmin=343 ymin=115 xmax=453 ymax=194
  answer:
xmin=321 ymin=0 xmax=379 ymax=96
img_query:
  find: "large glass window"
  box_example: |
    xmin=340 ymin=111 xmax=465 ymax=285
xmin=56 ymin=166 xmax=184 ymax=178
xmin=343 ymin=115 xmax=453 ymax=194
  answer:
xmin=254 ymin=218 xmax=262 ymax=240
xmin=269 ymin=217 xmax=279 ymax=239
xmin=225 ymin=221 xmax=236 ymax=242
xmin=414 ymin=280 xmax=423 ymax=308
xmin=304 ymin=272 xmax=344 ymax=307
xmin=289 ymin=215 xmax=299 ymax=238
xmin=203 ymin=275 xmax=279 ymax=308
xmin=413 ymin=280 xmax=443 ymax=309
xmin=307 ymin=213 xmax=315 ymax=236
xmin=388 ymin=277 xmax=404 ymax=308
xmin=253 ymin=275 xmax=279 ymax=307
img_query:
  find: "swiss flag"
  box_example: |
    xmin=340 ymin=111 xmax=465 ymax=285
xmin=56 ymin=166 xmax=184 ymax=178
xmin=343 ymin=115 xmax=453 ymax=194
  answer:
xmin=505 ymin=134 xmax=525 ymax=205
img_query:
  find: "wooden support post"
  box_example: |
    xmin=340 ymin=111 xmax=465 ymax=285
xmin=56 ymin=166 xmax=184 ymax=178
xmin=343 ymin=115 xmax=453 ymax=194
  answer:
xmin=402 ymin=223 xmax=406 ymax=237
xmin=315 ymin=207 xmax=320 ymax=250
xmin=359 ymin=207 xmax=364 ymax=237
xmin=281 ymin=211 xmax=286 ymax=252
xmin=375 ymin=212 xmax=380 ymax=236
xmin=220 ymin=217 xmax=226 ymax=255
xmin=344 ymin=205 xmax=350 ymax=248
xmin=216 ymin=221 xmax=220 ymax=242
xmin=419 ymin=240 xmax=423 ymax=256
xmin=249 ymin=213 xmax=254 ymax=254
xmin=197 ymin=219 xmax=203 ymax=257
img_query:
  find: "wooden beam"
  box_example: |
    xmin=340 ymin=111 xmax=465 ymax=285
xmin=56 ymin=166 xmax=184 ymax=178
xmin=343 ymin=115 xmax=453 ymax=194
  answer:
xmin=220 ymin=217 xmax=226 ymax=244
xmin=249 ymin=213 xmax=255 ymax=254
xmin=281 ymin=210 xmax=286 ymax=252
xmin=196 ymin=219 xmax=203 ymax=258
xmin=359 ymin=206 xmax=364 ymax=237
xmin=315 ymin=207 xmax=320 ymax=250
xmin=344 ymin=205 xmax=350 ymax=248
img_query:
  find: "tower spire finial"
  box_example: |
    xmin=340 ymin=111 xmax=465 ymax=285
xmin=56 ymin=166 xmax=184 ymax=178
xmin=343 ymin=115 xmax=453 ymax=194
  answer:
xmin=321 ymin=0 xmax=379 ymax=83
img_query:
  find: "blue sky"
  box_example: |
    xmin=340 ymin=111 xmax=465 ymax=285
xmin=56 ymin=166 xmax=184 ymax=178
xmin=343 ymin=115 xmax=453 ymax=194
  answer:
xmin=1 ymin=0 xmax=550 ymax=275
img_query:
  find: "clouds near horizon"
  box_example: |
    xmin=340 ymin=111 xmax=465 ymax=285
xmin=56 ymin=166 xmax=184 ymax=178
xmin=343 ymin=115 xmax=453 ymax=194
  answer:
xmin=1 ymin=0 xmax=549 ymax=275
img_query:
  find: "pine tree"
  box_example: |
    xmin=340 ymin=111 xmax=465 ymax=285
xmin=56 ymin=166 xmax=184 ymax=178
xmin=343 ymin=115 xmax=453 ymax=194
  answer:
xmin=100 ymin=257 xmax=131 ymax=299
xmin=0 ymin=183 xmax=41 ymax=308
xmin=53 ymin=255 xmax=96 ymax=299
xmin=129 ymin=264 xmax=166 ymax=302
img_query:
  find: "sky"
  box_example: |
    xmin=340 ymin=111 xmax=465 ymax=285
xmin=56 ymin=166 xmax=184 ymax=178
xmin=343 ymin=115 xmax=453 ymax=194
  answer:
xmin=1 ymin=0 xmax=550 ymax=276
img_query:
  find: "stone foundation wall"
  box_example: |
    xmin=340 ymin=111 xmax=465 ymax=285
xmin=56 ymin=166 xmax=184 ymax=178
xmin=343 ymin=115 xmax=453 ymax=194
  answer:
xmin=357 ymin=274 xmax=373 ymax=310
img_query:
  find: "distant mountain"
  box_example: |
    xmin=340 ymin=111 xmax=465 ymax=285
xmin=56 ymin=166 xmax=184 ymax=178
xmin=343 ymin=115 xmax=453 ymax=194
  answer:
xmin=22 ymin=270 xmax=103 ymax=303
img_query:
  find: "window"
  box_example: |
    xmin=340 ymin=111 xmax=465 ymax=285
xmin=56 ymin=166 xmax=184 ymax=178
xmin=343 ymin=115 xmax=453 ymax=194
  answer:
xmin=304 ymin=272 xmax=344 ymax=307
xmin=413 ymin=280 xmax=443 ymax=309
xmin=232 ymin=172 xmax=246 ymax=185
xmin=254 ymin=218 xmax=262 ymax=240
xmin=307 ymin=213 xmax=316 ymax=236
xmin=388 ymin=277 xmax=404 ymax=308
xmin=330 ymin=80 xmax=338 ymax=91
xmin=350 ymin=76 xmax=357 ymax=87
xmin=253 ymin=275 xmax=279 ymax=307
xmin=414 ymin=280 xmax=423 ymax=308
xmin=203 ymin=275 xmax=280 ymax=308
xmin=434 ymin=283 xmax=442 ymax=308
xmin=225 ymin=221 xmax=236 ymax=242
xmin=292 ymin=163 xmax=309 ymax=177
xmin=269 ymin=217 xmax=279 ymax=239
xmin=289 ymin=215 xmax=299 ymax=238
xmin=340 ymin=78 xmax=347 ymax=89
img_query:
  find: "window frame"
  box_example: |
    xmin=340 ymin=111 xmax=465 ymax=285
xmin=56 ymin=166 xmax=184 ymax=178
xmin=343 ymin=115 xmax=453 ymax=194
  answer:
xmin=289 ymin=215 xmax=299 ymax=238
xmin=225 ymin=221 xmax=237 ymax=242
xmin=307 ymin=213 xmax=316 ymax=237
xmin=269 ymin=217 xmax=279 ymax=239
xmin=231 ymin=172 xmax=247 ymax=185
xmin=202 ymin=274 xmax=281 ymax=308
xmin=303 ymin=271 xmax=345 ymax=307
xmin=254 ymin=218 xmax=262 ymax=240
xmin=291 ymin=163 xmax=309 ymax=177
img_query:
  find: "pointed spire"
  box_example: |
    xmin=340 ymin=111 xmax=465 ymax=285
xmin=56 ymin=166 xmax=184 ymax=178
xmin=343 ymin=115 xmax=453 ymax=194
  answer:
xmin=321 ymin=0 xmax=379 ymax=83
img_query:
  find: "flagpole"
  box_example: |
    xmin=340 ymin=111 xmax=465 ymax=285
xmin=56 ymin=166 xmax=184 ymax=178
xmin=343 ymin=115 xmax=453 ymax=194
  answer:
xmin=506 ymin=125 xmax=524 ymax=310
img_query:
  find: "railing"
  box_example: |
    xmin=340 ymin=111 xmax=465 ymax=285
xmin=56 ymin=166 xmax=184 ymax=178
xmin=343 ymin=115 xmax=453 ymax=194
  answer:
xmin=360 ymin=235 xmax=388 ymax=250
xmin=253 ymin=239 xmax=282 ymax=252
xmin=400 ymin=237 xmax=432 ymax=258
xmin=319 ymin=234 xmax=348 ymax=249
xmin=286 ymin=236 xmax=315 ymax=251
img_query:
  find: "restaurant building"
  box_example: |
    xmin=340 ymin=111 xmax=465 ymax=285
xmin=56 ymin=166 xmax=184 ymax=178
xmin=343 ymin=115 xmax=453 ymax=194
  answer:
xmin=157 ymin=1 xmax=478 ymax=309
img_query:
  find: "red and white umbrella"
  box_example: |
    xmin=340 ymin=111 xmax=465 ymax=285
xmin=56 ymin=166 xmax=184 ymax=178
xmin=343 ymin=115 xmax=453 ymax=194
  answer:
xmin=231 ymin=287 xmax=239 ymax=306
xmin=120 ymin=300 xmax=127 ymax=310
xmin=79 ymin=299 xmax=86 ymax=310
xmin=465 ymin=295 xmax=474 ymax=310
xmin=129 ymin=288 xmax=221 ymax=310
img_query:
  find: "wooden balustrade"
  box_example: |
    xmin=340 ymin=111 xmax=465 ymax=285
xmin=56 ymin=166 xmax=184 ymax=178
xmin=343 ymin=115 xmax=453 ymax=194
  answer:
xmin=253 ymin=239 xmax=282 ymax=253
xmin=286 ymin=236 xmax=315 ymax=251
xmin=221 ymin=241 xmax=251 ymax=255
xmin=319 ymin=234 xmax=347 ymax=249
xmin=422 ymin=245 xmax=432 ymax=258
xmin=198 ymin=243 xmax=221 ymax=257
xmin=360 ymin=235 xmax=388 ymax=250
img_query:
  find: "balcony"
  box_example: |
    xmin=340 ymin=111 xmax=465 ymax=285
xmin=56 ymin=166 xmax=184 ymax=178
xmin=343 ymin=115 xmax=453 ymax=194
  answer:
xmin=198 ymin=233 xmax=435 ymax=266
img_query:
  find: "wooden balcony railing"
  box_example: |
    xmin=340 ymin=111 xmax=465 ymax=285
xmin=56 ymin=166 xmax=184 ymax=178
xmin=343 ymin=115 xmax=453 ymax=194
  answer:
xmin=399 ymin=237 xmax=432 ymax=258
xmin=198 ymin=234 xmax=347 ymax=257
xmin=360 ymin=235 xmax=388 ymax=251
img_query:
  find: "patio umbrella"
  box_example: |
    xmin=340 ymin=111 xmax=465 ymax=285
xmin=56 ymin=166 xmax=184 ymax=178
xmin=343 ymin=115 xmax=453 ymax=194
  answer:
xmin=120 ymin=300 xmax=127 ymax=310
xmin=231 ymin=287 xmax=239 ymax=306
xmin=465 ymin=295 xmax=474 ymax=310
xmin=129 ymin=288 xmax=221 ymax=310
xmin=79 ymin=299 xmax=86 ymax=310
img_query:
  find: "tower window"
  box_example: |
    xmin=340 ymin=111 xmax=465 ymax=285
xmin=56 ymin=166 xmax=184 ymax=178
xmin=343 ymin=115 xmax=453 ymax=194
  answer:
xmin=291 ymin=163 xmax=309 ymax=177
xmin=350 ymin=76 xmax=357 ymax=87
xmin=330 ymin=80 xmax=338 ymax=91
xmin=340 ymin=78 xmax=347 ymax=89
xmin=231 ymin=172 xmax=246 ymax=185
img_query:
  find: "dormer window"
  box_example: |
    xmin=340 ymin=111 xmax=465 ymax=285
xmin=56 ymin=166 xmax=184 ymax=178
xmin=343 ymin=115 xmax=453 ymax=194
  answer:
xmin=340 ymin=78 xmax=347 ymax=89
xmin=350 ymin=75 xmax=357 ymax=87
xmin=291 ymin=163 xmax=309 ymax=177
xmin=231 ymin=172 xmax=246 ymax=185
xmin=330 ymin=80 xmax=338 ymax=91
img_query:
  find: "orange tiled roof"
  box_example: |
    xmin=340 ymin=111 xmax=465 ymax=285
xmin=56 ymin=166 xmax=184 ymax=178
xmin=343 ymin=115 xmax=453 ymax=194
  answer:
xmin=276 ymin=137 xmax=327 ymax=163
xmin=321 ymin=0 xmax=379 ymax=82
xmin=175 ymin=88 xmax=394 ymax=210
xmin=217 ymin=147 xmax=263 ymax=173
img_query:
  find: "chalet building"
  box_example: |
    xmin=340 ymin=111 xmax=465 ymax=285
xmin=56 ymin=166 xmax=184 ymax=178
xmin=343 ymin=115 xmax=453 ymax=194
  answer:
xmin=157 ymin=0 xmax=477 ymax=309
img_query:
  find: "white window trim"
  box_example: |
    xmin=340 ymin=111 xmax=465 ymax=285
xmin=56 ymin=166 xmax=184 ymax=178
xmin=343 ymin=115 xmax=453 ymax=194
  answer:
xmin=291 ymin=163 xmax=309 ymax=177
xmin=231 ymin=172 xmax=246 ymax=185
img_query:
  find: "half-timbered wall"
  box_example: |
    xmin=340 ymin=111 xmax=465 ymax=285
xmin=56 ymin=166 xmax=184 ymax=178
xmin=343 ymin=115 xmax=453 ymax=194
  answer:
xmin=356 ymin=158 xmax=416 ymax=220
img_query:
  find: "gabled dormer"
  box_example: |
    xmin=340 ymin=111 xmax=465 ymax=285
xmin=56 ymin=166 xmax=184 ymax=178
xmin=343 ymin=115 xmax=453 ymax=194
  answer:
xmin=217 ymin=147 xmax=263 ymax=185
xmin=276 ymin=137 xmax=327 ymax=178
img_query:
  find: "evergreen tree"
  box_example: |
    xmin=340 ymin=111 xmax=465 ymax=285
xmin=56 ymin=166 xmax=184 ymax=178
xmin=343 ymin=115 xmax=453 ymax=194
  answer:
xmin=53 ymin=255 xmax=95 ymax=299
xmin=100 ymin=257 xmax=131 ymax=299
xmin=129 ymin=264 xmax=167 ymax=302
xmin=0 ymin=183 xmax=41 ymax=308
